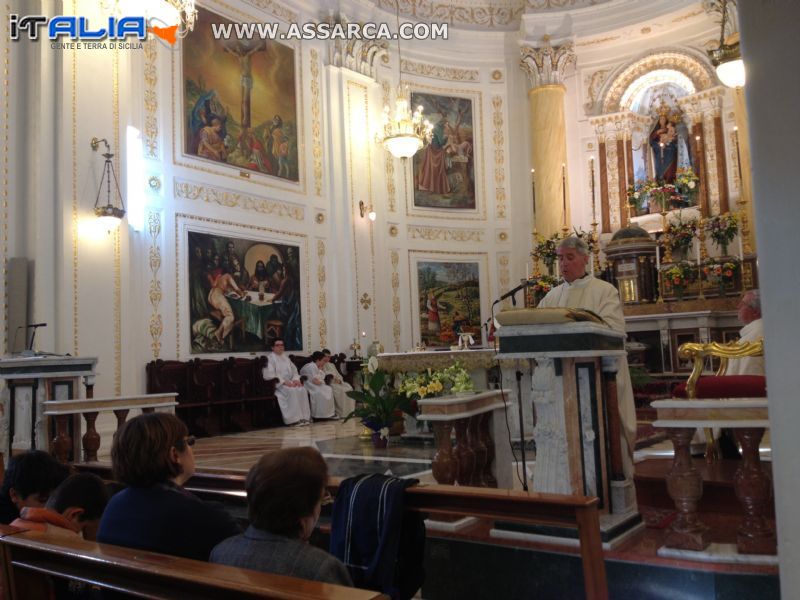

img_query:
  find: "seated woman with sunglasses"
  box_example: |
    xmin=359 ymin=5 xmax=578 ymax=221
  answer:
xmin=98 ymin=413 xmax=240 ymax=561
xmin=210 ymin=447 xmax=352 ymax=586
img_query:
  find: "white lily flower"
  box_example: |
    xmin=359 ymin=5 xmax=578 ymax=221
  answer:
xmin=367 ymin=356 xmax=379 ymax=373
xmin=380 ymin=427 xmax=390 ymax=440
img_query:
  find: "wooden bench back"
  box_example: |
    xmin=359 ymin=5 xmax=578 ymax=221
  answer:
xmin=0 ymin=525 xmax=386 ymax=600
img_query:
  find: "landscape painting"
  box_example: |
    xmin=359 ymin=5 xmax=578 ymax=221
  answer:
xmin=188 ymin=230 xmax=302 ymax=353
xmin=183 ymin=6 xmax=299 ymax=181
xmin=411 ymin=92 xmax=476 ymax=210
xmin=416 ymin=260 xmax=481 ymax=347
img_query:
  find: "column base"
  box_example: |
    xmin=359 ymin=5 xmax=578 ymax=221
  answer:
xmin=610 ymin=478 xmax=637 ymax=515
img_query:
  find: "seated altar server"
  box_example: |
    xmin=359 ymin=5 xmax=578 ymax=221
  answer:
xmin=300 ymin=352 xmax=336 ymax=419
xmin=537 ymin=236 xmax=637 ymax=477
xmin=322 ymin=349 xmax=354 ymax=418
xmin=264 ymin=338 xmax=312 ymax=426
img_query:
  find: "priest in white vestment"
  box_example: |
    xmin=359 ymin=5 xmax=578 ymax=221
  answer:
xmin=263 ymin=338 xmax=311 ymax=426
xmin=729 ymin=290 xmax=764 ymax=376
xmin=322 ymin=349 xmax=355 ymax=417
xmin=300 ymin=352 xmax=336 ymax=419
xmin=537 ymin=236 xmax=637 ymax=478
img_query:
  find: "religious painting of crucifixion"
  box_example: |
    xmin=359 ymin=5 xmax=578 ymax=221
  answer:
xmin=411 ymin=92 xmax=476 ymax=210
xmin=182 ymin=6 xmax=299 ymax=182
xmin=415 ymin=260 xmax=481 ymax=348
xmin=187 ymin=230 xmax=303 ymax=354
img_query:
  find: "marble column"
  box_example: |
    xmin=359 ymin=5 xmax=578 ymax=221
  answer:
xmin=732 ymin=87 xmax=756 ymax=254
xmin=520 ymin=38 xmax=575 ymax=238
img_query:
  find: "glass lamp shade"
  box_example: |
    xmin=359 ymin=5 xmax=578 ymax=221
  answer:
xmin=95 ymin=205 xmax=126 ymax=231
xmin=716 ymin=59 xmax=746 ymax=88
xmin=383 ymin=135 xmax=423 ymax=159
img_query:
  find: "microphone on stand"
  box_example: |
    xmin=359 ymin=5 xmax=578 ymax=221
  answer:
xmin=19 ymin=322 xmax=47 ymax=356
xmin=494 ymin=281 xmax=533 ymax=307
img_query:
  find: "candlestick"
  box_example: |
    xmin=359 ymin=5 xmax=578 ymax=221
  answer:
xmin=561 ymin=162 xmax=567 ymax=228
xmin=738 ymin=228 xmax=744 ymax=262
xmin=589 ymin=157 xmax=596 ymax=223
xmin=531 ymin=168 xmax=536 ymax=223
xmin=655 ymin=243 xmax=660 ymax=271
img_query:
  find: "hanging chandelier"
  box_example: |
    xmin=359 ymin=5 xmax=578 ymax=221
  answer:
xmin=91 ymin=137 xmax=126 ymax=231
xmin=707 ymin=0 xmax=745 ymax=88
xmin=378 ymin=2 xmax=432 ymax=159
xmin=380 ymin=83 xmax=432 ymax=159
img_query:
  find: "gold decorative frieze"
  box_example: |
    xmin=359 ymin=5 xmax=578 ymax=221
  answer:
xmin=526 ymin=0 xmax=609 ymax=8
xmin=400 ymin=59 xmax=479 ymax=82
xmin=174 ymin=178 xmax=304 ymax=220
xmin=408 ymin=225 xmax=484 ymax=242
xmin=575 ymin=35 xmax=621 ymax=48
xmin=729 ymin=131 xmax=740 ymax=193
xmin=241 ymin=0 xmax=297 ymax=24
xmin=391 ymin=250 xmax=401 ymax=351
xmin=317 ymin=239 xmax=327 ymax=348
xmin=602 ymin=52 xmax=715 ymax=113
xmin=672 ymin=8 xmax=705 ymax=22
xmin=374 ymin=0 xmax=523 ymax=29
xmin=381 ymin=81 xmax=397 ymax=212
xmin=143 ymin=39 xmax=158 ymax=159
xmin=147 ymin=211 xmax=163 ymax=359
xmin=703 ymin=112 xmax=721 ymax=215
xmin=491 ymin=95 xmax=507 ymax=219
xmin=519 ymin=38 xmax=576 ymax=89
xmin=310 ymin=49 xmax=323 ymax=196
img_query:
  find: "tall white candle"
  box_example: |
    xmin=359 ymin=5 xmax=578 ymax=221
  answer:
xmin=738 ymin=231 xmax=744 ymax=261
xmin=656 ymin=244 xmax=661 ymax=271
xmin=696 ymin=237 xmax=701 ymax=268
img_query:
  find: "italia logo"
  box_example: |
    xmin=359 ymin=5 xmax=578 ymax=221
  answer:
xmin=9 ymin=15 xmax=181 ymax=46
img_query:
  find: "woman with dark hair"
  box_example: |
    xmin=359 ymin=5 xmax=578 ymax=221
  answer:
xmin=210 ymin=447 xmax=351 ymax=586
xmin=97 ymin=413 xmax=240 ymax=561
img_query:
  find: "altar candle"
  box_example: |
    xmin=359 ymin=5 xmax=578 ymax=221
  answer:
xmin=738 ymin=230 xmax=744 ymax=261
xmin=590 ymin=157 xmax=596 ymax=222
xmin=656 ymin=243 xmax=661 ymax=271
xmin=696 ymin=237 xmax=701 ymax=269
xmin=561 ymin=163 xmax=567 ymax=226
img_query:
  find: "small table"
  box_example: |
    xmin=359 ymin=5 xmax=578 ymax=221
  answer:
xmin=417 ymin=390 xmax=511 ymax=489
xmin=227 ymin=291 xmax=283 ymax=341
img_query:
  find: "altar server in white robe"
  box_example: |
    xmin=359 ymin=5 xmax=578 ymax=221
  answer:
xmin=264 ymin=338 xmax=311 ymax=426
xmin=537 ymin=236 xmax=637 ymax=478
xmin=322 ymin=349 xmax=355 ymax=418
xmin=300 ymin=352 xmax=336 ymax=419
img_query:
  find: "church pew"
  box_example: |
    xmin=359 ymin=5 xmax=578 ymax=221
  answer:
xmin=74 ymin=465 xmax=608 ymax=600
xmin=0 ymin=525 xmax=386 ymax=600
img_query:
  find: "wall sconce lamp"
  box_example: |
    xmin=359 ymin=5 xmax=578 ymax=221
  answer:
xmin=91 ymin=137 xmax=126 ymax=231
xmin=359 ymin=200 xmax=377 ymax=221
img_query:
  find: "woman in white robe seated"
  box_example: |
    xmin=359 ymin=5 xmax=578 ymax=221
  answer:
xmin=322 ymin=349 xmax=354 ymax=418
xmin=263 ymin=338 xmax=311 ymax=426
xmin=299 ymin=352 xmax=336 ymax=420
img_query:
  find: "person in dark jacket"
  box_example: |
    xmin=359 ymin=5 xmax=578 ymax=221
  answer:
xmin=0 ymin=450 xmax=70 ymax=525
xmin=210 ymin=447 xmax=352 ymax=586
xmin=97 ymin=413 xmax=240 ymax=561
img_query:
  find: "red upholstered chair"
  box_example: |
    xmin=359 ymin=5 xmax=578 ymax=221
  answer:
xmin=673 ymin=338 xmax=765 ymax=461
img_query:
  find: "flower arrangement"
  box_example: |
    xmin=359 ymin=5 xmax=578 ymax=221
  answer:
xmin=344 ymin=363 xmax=414 ymax=440
xmin=530 ymin=274 xmax=559 ymax=295
xmin=675 ymin=167 xmax=699 ymax=195
xmin=662 ymin=261 xmax=696 ymax=299
xmin=668 ymin=218 xmax=698 ymax=252
xmin=702 ymin=258 xmax=740 ymax=296
xmin=627 ymin=179 xmax=657 ymax=214
xmin=572 ymin=227 xmax=597 ymax=254
xmin=649 ymin=183 xmax=681 ymax=212
xmin=703 ymin=213 xmax=739 ymax=251
xmin=531 ymin=233 xmax=560 ymax=270
xmin=398 ymin=361 xmax=475 ymax=403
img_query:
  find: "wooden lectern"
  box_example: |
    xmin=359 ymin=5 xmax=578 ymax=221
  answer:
xmin=0 ymin=355 xmax=98 ymax=461
xmin=495 ymin=313 xmax=637 ymax=520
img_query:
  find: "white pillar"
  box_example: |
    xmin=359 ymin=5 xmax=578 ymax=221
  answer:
xmin=739 ymin=1 xmax=800 ymax=595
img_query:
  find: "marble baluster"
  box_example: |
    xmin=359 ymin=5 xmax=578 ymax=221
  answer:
xmin=479 ymin=412 xmax=498 ymax=487
xmin=51 ymin=415 xmax=72 ymax=463
xmin=734 ymin=428 xmax=777 ymax=554
xmin=665 ymin=427 xmax=711 ymax=550
xmin=454 ymin=418 xmax=475 ymax=485
xmin=432 ymin=421 xmax=456 ymax=485
xmin=467 ymin=414 xmax=487 ymax=486
xmin=113 ymin=408 xmax=130 ymax=431
xmin=81 ymin=411 xmax=100 ymax=462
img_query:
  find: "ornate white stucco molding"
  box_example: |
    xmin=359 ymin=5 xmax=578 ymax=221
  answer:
xmin=329 ymin=16 xmax=388 ymax=80
xmin=519 ymin=37 xmax=576 ymax=89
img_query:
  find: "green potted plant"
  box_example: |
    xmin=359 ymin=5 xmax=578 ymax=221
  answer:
xmin=344 ymin=363 xmax=414 ymax=448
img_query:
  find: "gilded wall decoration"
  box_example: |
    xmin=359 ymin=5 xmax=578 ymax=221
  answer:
xmin=391 ymin=250 xmax=401 ymax=351
xmin=526 ymin=0 xmax=610 ymax=8
xmin=672 ymin=8 xmax=705 ymax=22
xmin=497 ymin=253 xmax=510 ymax=309
xmin=331 ymin=26 xmax=388 ymax=79
xmin=583 ymin=68 xmax=610 ymax=113
xmin=575 ymin=35 xmax=621 ymax=48
xmin=143 ymin=39 xmax=158 ymax=159
xmin=316 ymin=239 xmax=327 ymax=348
xmin=147 ymin=211 xmax=164 ymax=359
xmin=703 ymin=112 xmax=721 ymax=215
xmin=388 ymin=224 xmax=399 ymax=237
xmin=605 ymin=141 xmax=620 ymax=228
xmin=491 ymin=95 xmax=507 ymax=219
xmin=497 ymin=231 xmax=508 ymax=242
xmin=729 ymin=131 xmax=740 ymax=193
xmin=491 ymin=70 xmax=503 ymax=82
xmin=187 ymin=230 xmax=304 ymax=352
xmin=408 ymin=226 xmax=484 ymax=242
xmin=174 ymin=178 xmax=304 ymax=220
xmin=310 ymin=49 xmax=323 ymax=196
xmin=381 ymin=81 xmax=397 ymax=212
xmin=374 ymin=0 xmax=523 ymax=29
xmin=360 ymin=293 xmax=372 ymax=310
xmin=400 ymin=59 xmax=480 ymax=83
xmin=601 ymin=51 xmax=715 ymax=114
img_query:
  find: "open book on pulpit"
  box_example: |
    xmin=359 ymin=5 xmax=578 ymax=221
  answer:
xmin=495 ymin=307 xmax=608 ymax=327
